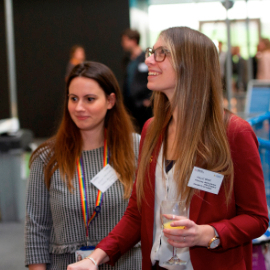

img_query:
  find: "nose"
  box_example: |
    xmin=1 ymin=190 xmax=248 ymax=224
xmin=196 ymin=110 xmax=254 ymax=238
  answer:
xmin=145 ymin=53 xmax=155 ymax=66
xmin=75 ymin=100 xmax=85 ymax=111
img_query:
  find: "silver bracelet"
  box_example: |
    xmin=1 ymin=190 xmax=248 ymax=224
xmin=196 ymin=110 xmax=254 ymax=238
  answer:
xmin=85 ymin=256 xmax=97 ymax=266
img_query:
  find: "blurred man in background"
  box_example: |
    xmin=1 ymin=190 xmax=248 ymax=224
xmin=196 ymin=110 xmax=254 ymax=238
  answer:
xmin=121 ymin=29 xmax=152 ymax=132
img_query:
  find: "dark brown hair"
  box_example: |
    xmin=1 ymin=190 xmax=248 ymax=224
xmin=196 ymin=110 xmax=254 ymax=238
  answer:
xmin=122 ymin=29 xmax=140 ymax=45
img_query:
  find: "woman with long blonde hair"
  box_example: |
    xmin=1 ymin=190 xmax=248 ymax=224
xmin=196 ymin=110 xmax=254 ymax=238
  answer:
xmin=68 ymin=27 xmax=268 ymax=270
xmin=25 ymin=61 xmax=141 ymax=270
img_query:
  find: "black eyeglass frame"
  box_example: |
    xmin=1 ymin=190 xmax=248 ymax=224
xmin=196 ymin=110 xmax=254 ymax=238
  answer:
xmin=145 ymin=46 xmax=170 ymax=62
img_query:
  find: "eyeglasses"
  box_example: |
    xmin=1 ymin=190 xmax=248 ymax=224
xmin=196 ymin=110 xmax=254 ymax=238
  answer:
xmin=145 ymin=46 xmax=170 ymax=62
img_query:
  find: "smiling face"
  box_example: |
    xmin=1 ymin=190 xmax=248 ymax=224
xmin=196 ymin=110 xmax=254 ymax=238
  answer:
xmin=68 ymin=77 xmax=115 ymax=134
xmin=145 ymin=37 xmax=177 ymax=100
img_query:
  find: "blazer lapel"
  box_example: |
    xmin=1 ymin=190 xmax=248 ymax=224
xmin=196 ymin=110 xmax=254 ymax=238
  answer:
xmin=190 ymin=190 xmax=206 ymax=223
xmin=144 ymin=135 xmax=164 ymax=247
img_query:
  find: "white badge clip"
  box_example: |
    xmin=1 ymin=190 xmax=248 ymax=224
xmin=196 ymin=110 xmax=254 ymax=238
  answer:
xmin=188 ymin=166 xmax=224 ymax=194
xmin=91 ymin=164 xmax=118 ymax=193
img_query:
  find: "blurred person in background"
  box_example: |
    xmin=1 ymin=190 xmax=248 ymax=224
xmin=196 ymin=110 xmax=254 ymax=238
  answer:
xmin=231 ymin=46 xmax=247 ymax=92
xmin=252 ymin=43 xmax=261 ymax=79
xmin=121 ymin=28 xmax=152 ymax=132
xmin=65 ymin=45 xmax=86 ymax=82
xmin=256 ymin=38 xmax=270 ymax=80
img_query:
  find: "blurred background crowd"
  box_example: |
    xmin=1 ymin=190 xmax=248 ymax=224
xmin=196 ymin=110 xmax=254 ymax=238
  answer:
xmin=1 ymin=0 xmax=270 ymax=139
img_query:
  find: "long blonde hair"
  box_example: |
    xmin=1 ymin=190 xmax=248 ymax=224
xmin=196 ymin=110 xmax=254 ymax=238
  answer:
xmin=30 ymin=61 xmax=136 ymax=199
xmin=136 ymin=27 xmax=234 ymax=208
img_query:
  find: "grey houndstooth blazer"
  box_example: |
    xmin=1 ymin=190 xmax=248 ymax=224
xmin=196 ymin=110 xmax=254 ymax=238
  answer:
xmin=25 ymin=133 xmax=142 ymax=270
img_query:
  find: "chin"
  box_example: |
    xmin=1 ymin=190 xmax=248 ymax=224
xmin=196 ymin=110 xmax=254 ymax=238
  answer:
xmin=147 ymin=84 xmax=156 ymax=92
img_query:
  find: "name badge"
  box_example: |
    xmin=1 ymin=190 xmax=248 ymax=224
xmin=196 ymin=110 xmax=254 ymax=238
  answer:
xmin=91 ymin=164 xmax=118 ymax=192
xmin=187 ymin=167 xmax=224 ymax=194
xmin=75 ymin=246 xmax=95 ymax=261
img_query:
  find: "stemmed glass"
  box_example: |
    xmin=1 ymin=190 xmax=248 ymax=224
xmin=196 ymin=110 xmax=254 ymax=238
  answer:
xmin=160 ymin=200 xmax=188 ymax=265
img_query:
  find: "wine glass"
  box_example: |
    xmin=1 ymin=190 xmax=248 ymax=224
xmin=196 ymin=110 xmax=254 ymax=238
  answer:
xmin=160 ymin=200 xmax=188 ymax=265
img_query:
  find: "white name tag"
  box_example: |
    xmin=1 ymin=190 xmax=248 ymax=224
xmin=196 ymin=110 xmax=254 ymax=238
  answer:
xmin=90 ymin=164 xmax=118 ymax=193
xmin=75 ymin=247 xmax=95 ymax=261
xmin=187 ymin=167 xmax=224 ymax=194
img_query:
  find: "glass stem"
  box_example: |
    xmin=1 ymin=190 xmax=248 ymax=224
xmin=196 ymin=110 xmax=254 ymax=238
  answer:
xmin=173 ymin=247 xmax=177 ymax=257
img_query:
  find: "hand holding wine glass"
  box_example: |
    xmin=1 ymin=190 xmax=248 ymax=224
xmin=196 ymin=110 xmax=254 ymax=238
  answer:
xmin=160 ymin=200 xmax=188 ymax=265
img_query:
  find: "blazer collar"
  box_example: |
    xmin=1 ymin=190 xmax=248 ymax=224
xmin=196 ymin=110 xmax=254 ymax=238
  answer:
xmin=143 ymin=133 xmax=164 ymax=246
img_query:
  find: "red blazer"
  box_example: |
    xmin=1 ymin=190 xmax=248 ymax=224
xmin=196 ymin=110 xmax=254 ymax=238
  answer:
xmin=97 ymin=115 xmax=269 ymax=270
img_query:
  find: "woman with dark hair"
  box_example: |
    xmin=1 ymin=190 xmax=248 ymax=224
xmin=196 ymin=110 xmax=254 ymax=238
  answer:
xmin=68 ymin=27 xmax=268 ymax=270
xmin=25 ymin=61 xmax=141 ymax=270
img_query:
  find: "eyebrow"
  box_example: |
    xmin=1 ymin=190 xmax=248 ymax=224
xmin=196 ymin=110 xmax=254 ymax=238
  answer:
xmin=152 ymin=46 xmax=168 ymax=51
xmin=68 ymin=93 xmax=98 ymax=97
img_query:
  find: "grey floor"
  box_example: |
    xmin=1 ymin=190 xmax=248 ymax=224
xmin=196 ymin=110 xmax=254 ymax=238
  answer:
xmin=0 ymin=221 xmax=25 ymax=270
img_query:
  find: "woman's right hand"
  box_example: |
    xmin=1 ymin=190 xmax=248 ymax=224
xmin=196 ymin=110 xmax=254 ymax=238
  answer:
xmin=67 ymin=248 xmax=109 ymax=270
xmin=162 ymin=214 xmax=215 ymax=248
xmin=67 ymin=258 xmax=98 ymax=270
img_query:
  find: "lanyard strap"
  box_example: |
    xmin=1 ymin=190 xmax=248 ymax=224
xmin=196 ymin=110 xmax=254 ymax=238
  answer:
xmin=76 ymin=131 xmax=109 ymax=239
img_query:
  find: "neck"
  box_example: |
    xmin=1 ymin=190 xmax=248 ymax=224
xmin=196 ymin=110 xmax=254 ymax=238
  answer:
xmin=80 ymin=126 xmax=105 ymax=151
xmin=131 ymin=45 xmax=142 ymax=59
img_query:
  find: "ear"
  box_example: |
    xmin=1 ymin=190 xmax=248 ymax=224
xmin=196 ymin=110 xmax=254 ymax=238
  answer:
xmin=107 ymin=93 xmax=116 ymax=109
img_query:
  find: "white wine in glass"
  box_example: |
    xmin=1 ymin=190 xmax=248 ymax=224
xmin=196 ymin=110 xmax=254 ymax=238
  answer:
xmin=160 ymin=200 xmax=188 ymax=265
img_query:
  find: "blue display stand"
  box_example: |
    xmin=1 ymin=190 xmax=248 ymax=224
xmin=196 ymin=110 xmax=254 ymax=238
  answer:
xmin=246 ymin=80 xmax=270 ymax=114
xmin=248 ymin=112 xmax=270 ymax=269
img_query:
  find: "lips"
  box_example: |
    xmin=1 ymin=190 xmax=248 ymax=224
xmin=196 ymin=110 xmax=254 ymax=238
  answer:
xmin=76 ymin=115 xmax=89 ymax=120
